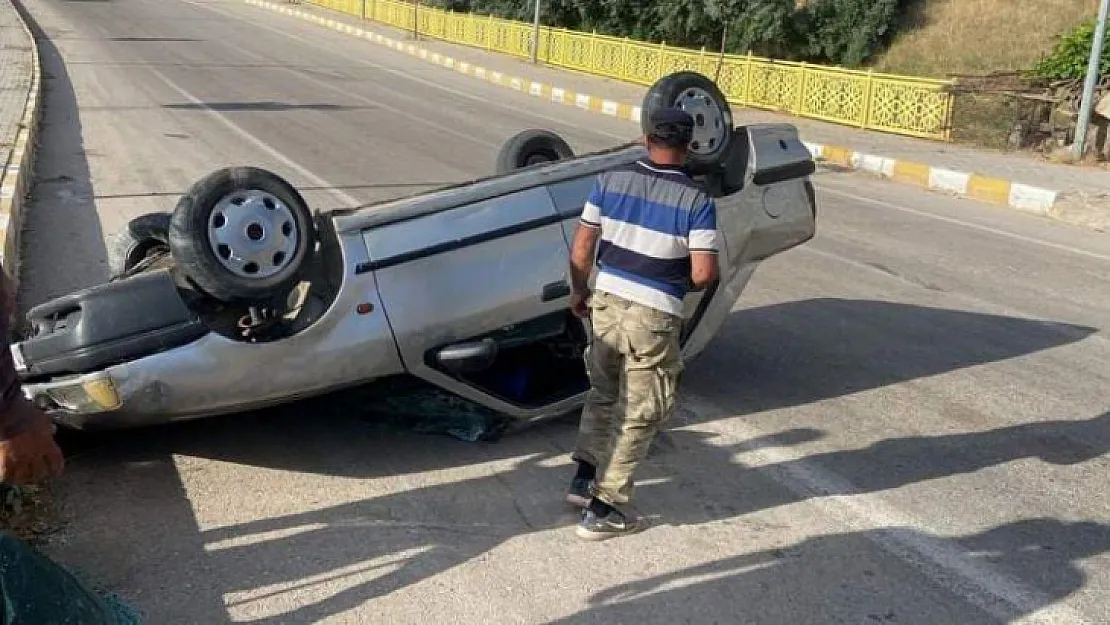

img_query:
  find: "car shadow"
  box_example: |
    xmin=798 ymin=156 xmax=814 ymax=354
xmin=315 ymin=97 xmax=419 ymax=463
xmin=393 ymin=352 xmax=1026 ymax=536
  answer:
xmin=46 ymin=299 xmax=1106 ymax=622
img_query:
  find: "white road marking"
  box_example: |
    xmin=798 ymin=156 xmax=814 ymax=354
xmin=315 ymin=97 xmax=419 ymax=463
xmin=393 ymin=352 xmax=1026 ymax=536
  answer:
xmin=186 ymin=0 xmax=631 ymax=142
xmin=817 ymin=183 xmax=1110 ymax=265
xmin=148 ymin=68 xmax=362 ymax=208
xmin=680 ymin=395 xmax=1095 ymax=625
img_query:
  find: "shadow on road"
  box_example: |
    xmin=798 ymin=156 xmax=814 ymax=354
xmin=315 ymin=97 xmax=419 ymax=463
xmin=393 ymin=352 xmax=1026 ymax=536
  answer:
xmin=684 ymin=297 xmax=1097 ymax=416
xmin=10 ymin=3 xmax=231 ymax=622
xmin=548 ymin=518 xmax=1110 ymax=624
xmin=107 ymin=37 xmax=203 ymax=42
xmin=64 ymin=409 xmax=1109 ymax=623
xmin=47 ymin=299 xmax=1106 ymax=622
xmin=162 ymin=101 xmax=376 ymax=112
xmin=13 ymin=9 xmax=107 ymax=310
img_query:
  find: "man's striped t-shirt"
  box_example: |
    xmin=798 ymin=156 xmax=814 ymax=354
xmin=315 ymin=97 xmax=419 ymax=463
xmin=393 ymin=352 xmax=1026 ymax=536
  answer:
xmin=579 ymin=159 xmax=720 ymax=316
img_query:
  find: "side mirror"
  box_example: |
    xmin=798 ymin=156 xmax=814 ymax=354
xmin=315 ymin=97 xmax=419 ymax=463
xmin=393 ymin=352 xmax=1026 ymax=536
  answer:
xmin=435 ymin=339 xmax=498 ymax=374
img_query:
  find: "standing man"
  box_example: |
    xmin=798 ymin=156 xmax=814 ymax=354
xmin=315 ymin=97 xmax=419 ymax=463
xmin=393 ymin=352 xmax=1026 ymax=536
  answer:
xmin=0 ymin=267 xmax=64 ymax=486
xmin=566 ymin=107 xmax=719 ymax=541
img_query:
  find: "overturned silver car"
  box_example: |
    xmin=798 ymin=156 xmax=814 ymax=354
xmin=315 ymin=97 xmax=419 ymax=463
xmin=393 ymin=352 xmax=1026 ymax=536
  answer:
xmin=12 ymin=71 xmax=817 ymax=430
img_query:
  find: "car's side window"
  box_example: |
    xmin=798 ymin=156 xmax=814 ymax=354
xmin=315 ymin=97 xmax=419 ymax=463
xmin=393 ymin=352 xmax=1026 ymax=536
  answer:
xmin=546 ymin=176 xmax=598 ymax=218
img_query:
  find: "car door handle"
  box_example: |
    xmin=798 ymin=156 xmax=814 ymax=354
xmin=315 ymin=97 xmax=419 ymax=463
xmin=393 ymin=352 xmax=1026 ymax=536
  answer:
xmin=541 ymin=280 xmax=571 ymax=301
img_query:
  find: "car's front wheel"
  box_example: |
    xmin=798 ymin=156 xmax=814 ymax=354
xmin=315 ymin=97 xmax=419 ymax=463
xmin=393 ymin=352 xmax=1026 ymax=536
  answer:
xmin=168 ymin=167 xmax=316 ymax=304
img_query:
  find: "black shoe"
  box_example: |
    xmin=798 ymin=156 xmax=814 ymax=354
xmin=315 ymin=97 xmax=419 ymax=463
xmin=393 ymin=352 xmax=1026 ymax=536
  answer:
xmin=565 ymin=477 xmax=594 ymax=508
xmin=575 ymin=506 xmax=647 ymax=541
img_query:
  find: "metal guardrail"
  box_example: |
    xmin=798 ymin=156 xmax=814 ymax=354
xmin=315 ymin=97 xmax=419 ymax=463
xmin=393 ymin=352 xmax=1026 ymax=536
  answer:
xmin=308 ymin=0 xmax=956 ymax=141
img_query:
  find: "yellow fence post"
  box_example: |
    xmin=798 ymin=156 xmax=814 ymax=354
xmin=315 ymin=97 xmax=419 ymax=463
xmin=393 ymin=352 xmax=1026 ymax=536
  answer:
xmin=487 ymin=14 xmax=493 ymax=50
xmin=795 ymin=62 xmax=806 ymax=115
xmin=590 ymin=30 xmax=598 ymax=74
xmin=860 ymin=69 xmax=875 ymax=129
xmin=620 ymin=37 xmax=629 ymax=82
xmin=742 ymin=52 xmax=754 ymax=105
xmin=657 ymin=40 xmax=666 ymax=81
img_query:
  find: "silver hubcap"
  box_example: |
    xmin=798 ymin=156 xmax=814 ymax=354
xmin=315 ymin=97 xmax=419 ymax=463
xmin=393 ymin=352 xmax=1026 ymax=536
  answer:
xmin=206 ymin=190 xmax=298 ymax=279
xmin=674 ymin=87 xmax=728 ymax=156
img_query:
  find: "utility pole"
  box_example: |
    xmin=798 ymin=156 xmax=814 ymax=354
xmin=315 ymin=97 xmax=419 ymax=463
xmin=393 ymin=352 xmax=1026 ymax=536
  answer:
xmin=1072 ymin=0 xmax=1110 ymax=159
xmin=531 ymin=0 xmax=542 ymax=64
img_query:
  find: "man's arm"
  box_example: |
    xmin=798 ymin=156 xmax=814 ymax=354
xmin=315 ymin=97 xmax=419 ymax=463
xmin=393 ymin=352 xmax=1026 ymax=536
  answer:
xmin=0 ymin=266 xmax=63 ymax=484
xmin=570 ymin=221 xmax=600 ymax=293
xmin=688 ymin=195 xmax=720 ymax=291
xmin=568 ymin=176 xmax=604 ymax=316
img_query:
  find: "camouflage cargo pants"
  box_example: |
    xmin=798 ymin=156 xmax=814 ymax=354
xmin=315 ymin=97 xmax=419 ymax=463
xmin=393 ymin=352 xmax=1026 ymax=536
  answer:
xmin=571 ymin=290 xmax=684 ymax=507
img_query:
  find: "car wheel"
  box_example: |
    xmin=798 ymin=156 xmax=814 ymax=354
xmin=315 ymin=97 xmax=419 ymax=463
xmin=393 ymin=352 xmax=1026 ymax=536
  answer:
xmin=168 ymin=166 xmax=316 ymax=304
xmin=495 ymin=129 xmax=574 ymax=175
xmin=641 ymin=71 xmax=734 ymax=176
xmin=106 ymin=211 xmax=171 ymax=278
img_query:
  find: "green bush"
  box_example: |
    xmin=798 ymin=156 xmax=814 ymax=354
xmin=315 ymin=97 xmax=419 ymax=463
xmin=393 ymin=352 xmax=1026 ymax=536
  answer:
xmin=1032 ymin=18 xmax=1110 ymax=80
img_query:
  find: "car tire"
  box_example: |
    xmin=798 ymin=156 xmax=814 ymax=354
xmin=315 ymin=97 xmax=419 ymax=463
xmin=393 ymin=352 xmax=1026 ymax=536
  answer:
xmin=495 ymin=129 xmax=574 ymax=175
xmin=168 ymin=166 xmax=316 ymax=304
xmin=106 ymin=211 xmax=171 ymax=278
xmin=641 ymin=71 xmax=734 ymax=176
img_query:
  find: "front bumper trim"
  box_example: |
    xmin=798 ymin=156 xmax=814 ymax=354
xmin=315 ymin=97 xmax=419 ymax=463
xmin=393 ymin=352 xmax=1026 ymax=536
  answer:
xmin=23 ymin=370 xmax=123 ymax=416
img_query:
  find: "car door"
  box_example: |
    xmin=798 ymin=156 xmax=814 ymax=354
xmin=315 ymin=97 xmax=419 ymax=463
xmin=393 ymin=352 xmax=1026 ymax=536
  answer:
xmin=367 ymin=185 xmax=580 ymax=419
xmin=679 ymin=123 xmax=817 ymax=362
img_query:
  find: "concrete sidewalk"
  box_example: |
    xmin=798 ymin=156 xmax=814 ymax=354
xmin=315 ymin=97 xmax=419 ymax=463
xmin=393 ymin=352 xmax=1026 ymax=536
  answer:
xmin=254 ymin=0 xmax=1110 ymax=228
xmin=0 ymin=0 xmax=41 ymax=291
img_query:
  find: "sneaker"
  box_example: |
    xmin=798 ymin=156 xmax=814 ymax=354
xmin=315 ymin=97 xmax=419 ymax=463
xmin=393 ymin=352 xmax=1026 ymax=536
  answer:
xmin=565 ymin=477 xmax=594 ymax=508
xmin=575 ymin=507 xmax=648 ymax=541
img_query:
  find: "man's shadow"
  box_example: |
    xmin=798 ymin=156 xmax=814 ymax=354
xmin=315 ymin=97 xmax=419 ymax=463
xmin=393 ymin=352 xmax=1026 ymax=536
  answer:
xmin=548 ymin=518 xmax=1110 ymax=624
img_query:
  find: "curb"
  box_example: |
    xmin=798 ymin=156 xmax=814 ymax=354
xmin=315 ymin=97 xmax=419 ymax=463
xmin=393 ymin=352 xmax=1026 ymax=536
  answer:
xmin=804 ymin=143 xmax=1059 ymax=215
xmin=248 ymin=0 xmax=1061 ymax=215
xmin=0 ymin=0 xmax=43 ymax=298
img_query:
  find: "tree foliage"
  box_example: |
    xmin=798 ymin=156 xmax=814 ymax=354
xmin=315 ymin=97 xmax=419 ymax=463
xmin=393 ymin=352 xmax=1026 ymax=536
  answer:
xmin=1032 ymin=18 xmax=1110 ymax=80
xmin=426 ymin=0 xmax=909 ymax=67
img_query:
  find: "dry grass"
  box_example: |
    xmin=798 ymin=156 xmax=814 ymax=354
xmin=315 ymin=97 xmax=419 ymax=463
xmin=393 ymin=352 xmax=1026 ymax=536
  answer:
xmin=874 ymin=0 xmax=1100 ymax=77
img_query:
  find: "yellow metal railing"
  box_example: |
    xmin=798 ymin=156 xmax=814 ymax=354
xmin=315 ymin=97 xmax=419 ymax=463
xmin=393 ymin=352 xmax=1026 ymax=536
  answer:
xmin=308 ymin=0 xmax=956 ymax=140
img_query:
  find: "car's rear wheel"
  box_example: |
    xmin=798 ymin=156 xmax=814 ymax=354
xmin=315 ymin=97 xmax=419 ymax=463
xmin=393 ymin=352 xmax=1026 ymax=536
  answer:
xmin=641 ymin=71 xmax=734 ymax=175
xmin=168 ymin=167 xmax=316 ymax=304
xmin=106 ymin=211 xmax=171 ymax=279
xmin=495 ymin=129 xmax=574 ymax=175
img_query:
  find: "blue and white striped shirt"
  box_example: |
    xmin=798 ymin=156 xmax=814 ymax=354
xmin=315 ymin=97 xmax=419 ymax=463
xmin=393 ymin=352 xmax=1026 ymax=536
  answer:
xmin=580 ymin=159 xmax=719 ymax=316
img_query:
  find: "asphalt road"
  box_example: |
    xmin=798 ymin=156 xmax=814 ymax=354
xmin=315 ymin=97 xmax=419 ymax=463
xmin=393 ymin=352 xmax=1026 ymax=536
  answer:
xmin=13 ymin=0 xmax=1110 ymax=623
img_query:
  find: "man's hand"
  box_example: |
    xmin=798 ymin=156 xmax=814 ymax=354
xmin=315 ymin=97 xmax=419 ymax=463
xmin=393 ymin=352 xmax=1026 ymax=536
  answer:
xmin=0 ymin=404 xmax=63 ymax=486
xmin=570 ymin=288 xmax=591 ymax=318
